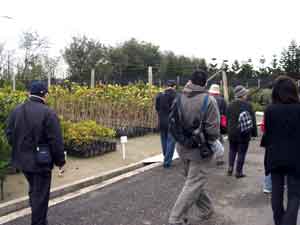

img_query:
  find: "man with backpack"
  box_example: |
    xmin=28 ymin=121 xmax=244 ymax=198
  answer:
xmin=168 ymin=70 xmax=221 ymax=225
xmin=227 ymin=85 xmax=257 ymax=178
xmin=6 ymin=81 xmax=66 ymax=225
xmin=155 ymin=80 xmax=177 ymax=168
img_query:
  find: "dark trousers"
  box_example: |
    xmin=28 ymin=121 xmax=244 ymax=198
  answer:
xmin=160 ymin=129 xmax=175 ymax=167
xmin=228 ymin=141 xmax=249 ymax=174
xmin=23 ymin=171 xmax=52 ymax=225
xmin=271 ymin=172 xmax=300 ymax=225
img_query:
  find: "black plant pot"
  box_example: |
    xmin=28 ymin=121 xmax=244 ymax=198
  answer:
xmin=66 ymin=139 xmax=117 ymax=158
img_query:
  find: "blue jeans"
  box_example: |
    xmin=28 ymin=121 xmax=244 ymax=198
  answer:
xmin=264 ymin=174 xmax=272 ymax=191
xmin=160 ymin=130 xmax=175 ymax=167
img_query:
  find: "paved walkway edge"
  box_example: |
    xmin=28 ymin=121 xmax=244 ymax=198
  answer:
xmin=0 ymin=160 xmax=155 ymax=217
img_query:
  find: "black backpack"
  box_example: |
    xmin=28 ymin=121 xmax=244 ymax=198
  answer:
xmin=169 ymin=94 xmax=213 ymax=158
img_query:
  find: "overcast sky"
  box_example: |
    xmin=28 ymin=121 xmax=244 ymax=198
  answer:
xmin=1 ymin=0 xmax=300 ymax=66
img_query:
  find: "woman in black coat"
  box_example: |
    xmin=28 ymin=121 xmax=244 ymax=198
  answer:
xmin=264 ymin=76 xmax=300 ymax=225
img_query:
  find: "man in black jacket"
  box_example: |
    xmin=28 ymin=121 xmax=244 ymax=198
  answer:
xmin=6 ymin=81 xmax=66 ymax=225
xmin=155 ymin=80 xmax=177 ymax=168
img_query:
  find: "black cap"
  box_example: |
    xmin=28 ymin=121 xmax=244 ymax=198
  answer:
xmin=30 ymin=81 xmax=48 ymax=97
xmin=167 ymin=80 xmax=176 ymax=87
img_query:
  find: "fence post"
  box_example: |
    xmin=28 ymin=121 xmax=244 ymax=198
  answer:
xmin=258 ymin=79 xmax=261 ymax=88
xmin=91 ymin=68 xmax=95 ymax=88
xmin=148 ymin=66 xmax=153 ymax=87
xmin=12 ymin=73 xmax=16 ymax=91
xmin=177 ymin=76 xmax=180 ymax=86
xmin=48 ymin=73 xmax=51 ymax=88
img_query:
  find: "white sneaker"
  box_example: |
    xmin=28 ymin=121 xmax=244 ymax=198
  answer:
xmin=263 ymin=188 xmax=272 ymax=194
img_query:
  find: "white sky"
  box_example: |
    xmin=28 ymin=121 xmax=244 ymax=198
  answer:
xmin=1 ymin=0 xmax=300 ymax=66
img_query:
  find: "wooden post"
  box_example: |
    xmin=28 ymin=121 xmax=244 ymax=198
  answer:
xmin=222 ymin=70 xmax=229 ymax=102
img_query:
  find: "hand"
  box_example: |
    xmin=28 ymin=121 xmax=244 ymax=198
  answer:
xmin=58 ymin=166 xmax=65 ymax=177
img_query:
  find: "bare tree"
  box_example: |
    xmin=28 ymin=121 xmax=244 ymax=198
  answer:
xmin=19 ymin=31 xmax=49 ymax=80
xmin=43 ymin=56 xmax=60 ymax=79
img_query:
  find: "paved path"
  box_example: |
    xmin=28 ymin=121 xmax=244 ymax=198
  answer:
xmin=1 ymin=134 xmax=161 ymax=203
xmin=4 ymin=139 xmax=287 ymax=225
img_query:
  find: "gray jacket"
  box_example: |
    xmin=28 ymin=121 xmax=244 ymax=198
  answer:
xmin=177 ymin=83 xmax=220 ymax=161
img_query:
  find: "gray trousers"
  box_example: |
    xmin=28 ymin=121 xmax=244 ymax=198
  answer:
xmin=169 ymin=159 xmax=214 ymax=224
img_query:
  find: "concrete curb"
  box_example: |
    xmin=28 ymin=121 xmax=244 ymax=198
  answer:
xmin=0 ymin=161 xmax=150 ymax=217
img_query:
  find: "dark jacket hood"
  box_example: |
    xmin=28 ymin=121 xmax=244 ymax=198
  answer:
xmin=182 ymin=82 xmax=207 ymax=97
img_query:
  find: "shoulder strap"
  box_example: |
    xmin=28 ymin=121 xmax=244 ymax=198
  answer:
xmin=198 ymin=94 xmax=210 ymax=131
xmin=201 ymin=94 xmax=209 ymax=114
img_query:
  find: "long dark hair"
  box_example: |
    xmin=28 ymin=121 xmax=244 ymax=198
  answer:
xmin=272 ymin=76 xmax=300 ymax=104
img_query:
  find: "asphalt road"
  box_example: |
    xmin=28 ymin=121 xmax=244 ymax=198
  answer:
xmin=3 ymin=139 xmax=287 ymax=225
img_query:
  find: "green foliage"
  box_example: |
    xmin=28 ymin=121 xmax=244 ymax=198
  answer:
xmin=251 ymin=102 xmax=265 ymax=112
xmin=250 ymin=88 xmax=272 ymax=106
xmin=63 ymin=35 xmax=106 ymax=83
xmin=63 ymin=36 xmax=207 ymax=84
xmin=0 ymin=88 xmax=26 ymax=181
xmin=280 ymin=40 xmax=300 ymax=74
xmin=49 ymin=83 xmax=162 ymax=108
xmin=0 ymin=88 xmax=27 ymax=128
xmin=161 ymin=51 xmax=207 ymax=80
xmin=0 ymin=130 xmax=10 ymax=181
xmin=61 ymin=120 xmax=116 ymax=146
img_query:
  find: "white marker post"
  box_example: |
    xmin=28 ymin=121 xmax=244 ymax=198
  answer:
xmin=48 ymin=73 xmax=51 ymax=88
xmin=91 ymin=68 xmax=95 ymax=88
xmin=12 ymin=73 xmax=16 ymax=91
xmin=148 ymin=66 xmax=153 ymax=87
xmin=120 ymin=136 xmax=128 ymax=160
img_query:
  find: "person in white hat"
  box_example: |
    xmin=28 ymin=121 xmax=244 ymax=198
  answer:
xmin=208 ymin=84 xmax=227 ymax=165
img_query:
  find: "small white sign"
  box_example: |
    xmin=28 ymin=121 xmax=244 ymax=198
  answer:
xmin=120 ymin=136 xmax=128 ymax=144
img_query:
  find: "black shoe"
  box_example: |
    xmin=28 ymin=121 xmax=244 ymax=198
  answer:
xmin=183 ymin=218 xmax=189 ymax=224
xmin=216 ymin=161 xmax=225 ymax=166
xmin=169 ymin=223 xmax=183 ymax=225
xmin=227 ymin=169 xmax=233 ymax=176
xmin=163 ymin=164 xmax=172 ymax=169
xmin=235 ymin=173 xmax=246 ymax=179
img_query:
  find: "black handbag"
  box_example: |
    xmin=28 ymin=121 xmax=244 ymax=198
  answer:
xmin=22 ymin=102 xmax=53 ymax=166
